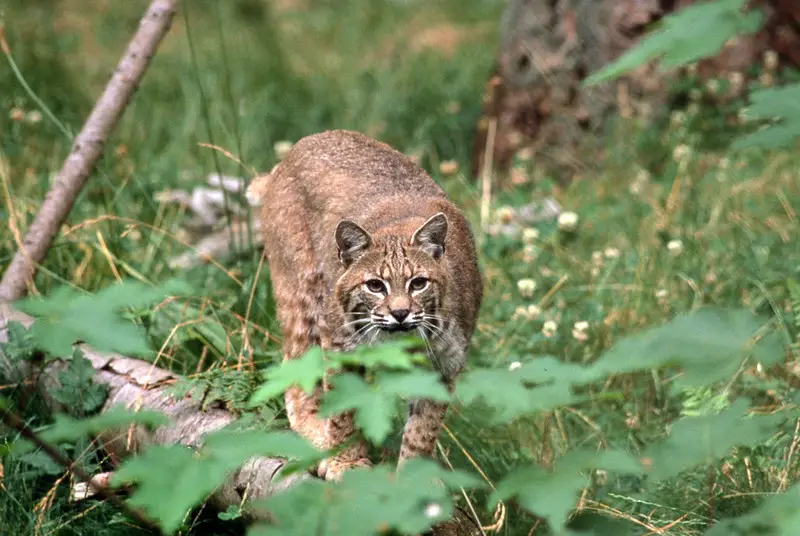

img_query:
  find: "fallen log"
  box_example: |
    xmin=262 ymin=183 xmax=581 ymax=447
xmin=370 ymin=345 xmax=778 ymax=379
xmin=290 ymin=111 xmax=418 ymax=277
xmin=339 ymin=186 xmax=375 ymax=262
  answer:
xmin=0 ymin=305 xmax=482 ymax=535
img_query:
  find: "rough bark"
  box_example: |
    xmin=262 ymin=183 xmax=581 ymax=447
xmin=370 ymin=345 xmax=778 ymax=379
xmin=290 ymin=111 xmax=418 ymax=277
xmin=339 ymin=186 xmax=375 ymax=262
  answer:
xmin=0 ymin=306 xmax=481 ymax=535
xmin=0 ymin=0 xmax=180 ymax=303
xmin=471 ymin=0 xmax=800 ymax=185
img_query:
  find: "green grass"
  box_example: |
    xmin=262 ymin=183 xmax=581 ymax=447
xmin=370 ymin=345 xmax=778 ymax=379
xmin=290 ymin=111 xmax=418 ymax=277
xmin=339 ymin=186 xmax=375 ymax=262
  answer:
xmin=1 ymin=1 xmax=799 ymax=535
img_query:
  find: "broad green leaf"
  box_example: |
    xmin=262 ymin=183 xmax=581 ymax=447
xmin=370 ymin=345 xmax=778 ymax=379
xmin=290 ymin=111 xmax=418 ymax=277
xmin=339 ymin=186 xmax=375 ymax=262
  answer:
xmin=704 ymin=483 xmax=800 ymax=536
xmin=112 ymin=430 xmax=319 ymax=534
xmin=320 ymin=370 xmax=450 ymax=445
xmin=14 ymin=278 xmax=194 ymax=358
xmin=12 ymin=407 xmax=169 ymax=455
xmin=733 ymin=84 xmax=800 ymax=150
xmin=591 ymin=308 xmax=778 ymax=387
xmin=249 ymin=346 xmax=326 ymax=405
xmin=492 ymin=449 xmax=643 ymax=530
xmin=584 ymin=0 xmax=763 ymax=87
xmin=332 ymin=337 xmax=427 ymax=370
xmin=456 ymin=356 xmax=592 ymax=422
xmin=251 ymin=459 xmax=482 ymax=536
xmin=0 ymin=320 xmax=37 ymax=362
xmin=642 ymin=398 xmax=785 ymax=482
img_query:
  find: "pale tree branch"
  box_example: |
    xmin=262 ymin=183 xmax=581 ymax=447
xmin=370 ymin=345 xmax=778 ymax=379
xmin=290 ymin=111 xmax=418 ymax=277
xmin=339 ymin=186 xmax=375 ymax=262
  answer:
xmin=0 ymin=0 xmax=180 ymax=303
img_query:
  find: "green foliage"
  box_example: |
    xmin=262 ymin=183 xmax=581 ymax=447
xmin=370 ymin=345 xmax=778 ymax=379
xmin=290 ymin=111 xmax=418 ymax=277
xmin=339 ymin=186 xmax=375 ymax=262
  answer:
xmin=249 ymin=458 xmax=484 ymax=536
xmin=734 ymin=84 xmax=800 ymax=150
xmin=321 ymin=370 xmax=450 ymax=444
xmin=111 ymin=430 xmax=319 ymax=534
xmin=51 ymin=348 xmax=108 ymax=414
xmin=12 ymin=407 xmax=168 ymax=456
xmin=705 ymin=484 xmax=800 ymax=535
xmin=14 ymin=279 xmax=194 ymax=358
xmin=584 ymin=0 xmax=764 ymax=86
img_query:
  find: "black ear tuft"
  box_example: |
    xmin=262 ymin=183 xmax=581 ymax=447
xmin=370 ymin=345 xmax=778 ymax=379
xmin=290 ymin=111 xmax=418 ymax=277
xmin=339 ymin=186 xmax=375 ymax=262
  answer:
xmin=411 ymin=212 xmax=448 ymax=260
xmin=335 ymin=220 xmax=372 ymax=266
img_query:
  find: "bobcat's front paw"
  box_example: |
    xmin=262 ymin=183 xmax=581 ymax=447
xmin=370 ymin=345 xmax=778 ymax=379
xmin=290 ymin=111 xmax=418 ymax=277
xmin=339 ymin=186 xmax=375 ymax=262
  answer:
xmin=317 ymin=457 xmax=372 ymax=482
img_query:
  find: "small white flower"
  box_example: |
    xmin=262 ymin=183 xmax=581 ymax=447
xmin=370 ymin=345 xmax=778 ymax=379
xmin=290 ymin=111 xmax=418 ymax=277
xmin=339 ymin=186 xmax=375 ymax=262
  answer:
xmin=542 ymin=320 xmax=557 ymax=338
xmin=705 ymin=79 xmax=720 ymax=95
xmin=522 ymin=227 xmax=540 ymax=245
xmin=9 ymin=107 xmax=25 ymax=122
xmin=763 ymin=50 xmax=779 ymax=72
xmin=496 ymin=206 xmax=515 ymax=224
xmin=591 ymin=251 xmax=603 ymax=265
xmin=273 ymin=140 xmax=294 ymax=160
xmin=667 ymin=239 xmax=684 ymax=257
xmin=526 ymin=304 xmax=542 ymax=319
xmin=672 ymin=144 xmax=691 ymax=163
xmin=655 ymin=288 xmax=669 ymax=305
xmin=604 ymin=247 xmax=620 ymax=260
xmin=517 ymin=278 xmax=537 ymax=298
xmin=669 ymin=111 xmax=686 ymax=127
xmin=522 ymin=244 xmax=538 ymax=263
xmin=25 ymin=110 xmax=43 ymax=124
xmin=439 ymin=160 xmax=459 ymax=176
xmin=573 ymin=321 xmax=589 ymax=333
xmin=572 ymin=328 xmax=588 ymax=342
xmin=425 ymin=502 xmax=442 ymax=519
xmin=508 ymin=361 xmax=522 ymax=371
xmin=557 ymin=211 xmax=579 ymax=232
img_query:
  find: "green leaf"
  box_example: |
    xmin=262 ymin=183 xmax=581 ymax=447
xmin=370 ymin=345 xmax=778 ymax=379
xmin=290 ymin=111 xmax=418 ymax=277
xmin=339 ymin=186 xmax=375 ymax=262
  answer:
xmin=51 ymin=348 xmax=108 ymax=413
xmin=112 ymin=430 xmax=319 ymax=534
xmin=0 ymin=320 xmax=37 ymax=362
xmin=733 ymin=84 xmax=800 ymax=150
xmin=12 ymin=407 xmax=169 ymax=455
xmin=456 ymin=356 xmax=593 ymax=422
xmin=249 ymin=346 xmax=326 ymax=406
xmin=492 ymin=449 xmax=643 ymax=529
xmin=592 ymin=308 xmax=778 ymax=387
xmin=704 ymin=483 xmax=800 ymax=535
xmin=14 ymin=278 xmax=194 ymax=358
xmin=321 ymin=370 xmax=450 ymax=445
xmin=332 ymin=336 xmax=427 ymax=370
xmin=584 ymin=0 xmax=764 ymax=87
xmin=642 ymin=398 xmax=785 ymax=482
xmin=251 ymin=459 xmax=483 ymax=536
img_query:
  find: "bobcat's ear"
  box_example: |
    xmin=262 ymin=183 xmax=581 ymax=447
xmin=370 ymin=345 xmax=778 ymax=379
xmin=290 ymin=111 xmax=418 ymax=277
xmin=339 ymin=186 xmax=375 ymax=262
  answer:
xmin=411 ymin=212 xmax=448 ymax=260
xmin=335 ymin=220 xmax=372 ymax=266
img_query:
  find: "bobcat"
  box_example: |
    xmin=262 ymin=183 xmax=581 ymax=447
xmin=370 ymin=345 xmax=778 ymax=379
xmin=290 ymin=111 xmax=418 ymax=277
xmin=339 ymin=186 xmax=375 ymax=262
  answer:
xmin=248 ymin=130 xmax=482 ymax=481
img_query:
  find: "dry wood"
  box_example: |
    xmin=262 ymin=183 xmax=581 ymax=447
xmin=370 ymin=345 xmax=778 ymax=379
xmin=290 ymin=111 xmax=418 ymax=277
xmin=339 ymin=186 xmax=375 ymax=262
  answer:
xmin=0 ymin=305 xmax=481 ymax=535
xmin=0 ymin=0 xmax=180 ymax=303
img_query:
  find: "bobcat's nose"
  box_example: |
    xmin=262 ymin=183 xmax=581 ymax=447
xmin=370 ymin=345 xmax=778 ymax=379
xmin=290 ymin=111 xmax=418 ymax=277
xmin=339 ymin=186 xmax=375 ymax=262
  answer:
xmin=391 ymin=309 xmax=410 ymax=323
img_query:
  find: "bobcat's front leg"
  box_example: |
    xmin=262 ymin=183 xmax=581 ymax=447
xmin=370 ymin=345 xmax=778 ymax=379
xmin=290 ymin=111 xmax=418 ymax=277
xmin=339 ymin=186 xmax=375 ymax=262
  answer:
xmin=398 ymin=397 xmax=449 ymax=467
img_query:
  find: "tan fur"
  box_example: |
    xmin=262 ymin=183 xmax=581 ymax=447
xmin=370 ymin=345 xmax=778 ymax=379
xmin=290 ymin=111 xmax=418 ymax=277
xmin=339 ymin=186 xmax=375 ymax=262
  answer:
xmin=249 ymin=130 xmax=482 ymax=480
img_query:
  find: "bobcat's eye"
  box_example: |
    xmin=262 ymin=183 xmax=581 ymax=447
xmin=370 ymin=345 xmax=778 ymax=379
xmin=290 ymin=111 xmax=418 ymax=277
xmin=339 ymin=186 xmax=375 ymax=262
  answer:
xmin=408 ymin=277 xmax=429 ymax=292
xmin=364 ymin=279 xmax=387 ymax=294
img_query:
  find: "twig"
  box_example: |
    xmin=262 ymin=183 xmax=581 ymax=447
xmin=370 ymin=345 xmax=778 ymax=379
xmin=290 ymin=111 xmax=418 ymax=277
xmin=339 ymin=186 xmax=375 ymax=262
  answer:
xmin=0 ymin=406 xmax=156 ymax=529
xmin=0 ymin=0 xmax=180 ymax=303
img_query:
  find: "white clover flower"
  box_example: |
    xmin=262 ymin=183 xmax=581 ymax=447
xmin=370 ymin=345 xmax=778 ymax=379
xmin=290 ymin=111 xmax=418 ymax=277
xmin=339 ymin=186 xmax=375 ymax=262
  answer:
xmin=522 ymin=244 xmax=538 ymax=263
xmin=522 ymin=227 xmax=540 ymax=245
xmin=591 ymin=251 xmax=603 ymax=265
xmin=526 ymin=304 xmax=542 ymax=319
xmin=508 ymin=361 xmax=522 ymax=371
xmin=667 ymin=239 xmax=684 ymax=257
xmin=669 ymin=110 xmax=686 ymax=127
xmin=573 ymin=321 xmax=589 ymax=333
xmin=604 ymin=247 xmax=620 ymax=260
xmin=273 ymin=140 xmax=294 ymax=160
xmin=572 ymin=328 xmax=588 ymax=343
xmin=705 ymin=79 xmax=720 ymax=95
xmin=672 ymin=144 xmax=691 ymax=163
xmin=517 ymin=278 xmax=537 ymax=298
xmin=557 ymin=211 xmax=579 ymax=232
xmin=542 ymin=320 xmax=557 ymax=338
xmin=763 ymin=50 xmax=779 ymax=72
xmin=9 ymin=107 xmax=25 ymax=122
xmin=25 ymin=110 xmax=43 ymax=124
xmin=655 ymin=288 xmax=669 ymax=305
xmin=496 ymin=205 xmax=515 ymax=224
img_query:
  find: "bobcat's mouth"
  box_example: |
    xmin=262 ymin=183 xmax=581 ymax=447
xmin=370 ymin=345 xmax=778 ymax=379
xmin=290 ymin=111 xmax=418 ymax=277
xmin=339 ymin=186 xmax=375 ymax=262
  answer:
xmin=380 ymin=323 xmax=416 ymax=333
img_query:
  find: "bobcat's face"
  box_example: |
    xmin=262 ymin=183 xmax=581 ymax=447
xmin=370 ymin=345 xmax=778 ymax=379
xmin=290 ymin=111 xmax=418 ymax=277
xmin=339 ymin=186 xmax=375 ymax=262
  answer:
xmin=333 ymin=214 xmax=448 ymax=344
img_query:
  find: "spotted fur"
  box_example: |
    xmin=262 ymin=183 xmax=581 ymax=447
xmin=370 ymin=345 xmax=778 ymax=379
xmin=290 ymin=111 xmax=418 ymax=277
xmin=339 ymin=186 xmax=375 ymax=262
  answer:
xmin=251 ymin=130 xmax=482 ymax=481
